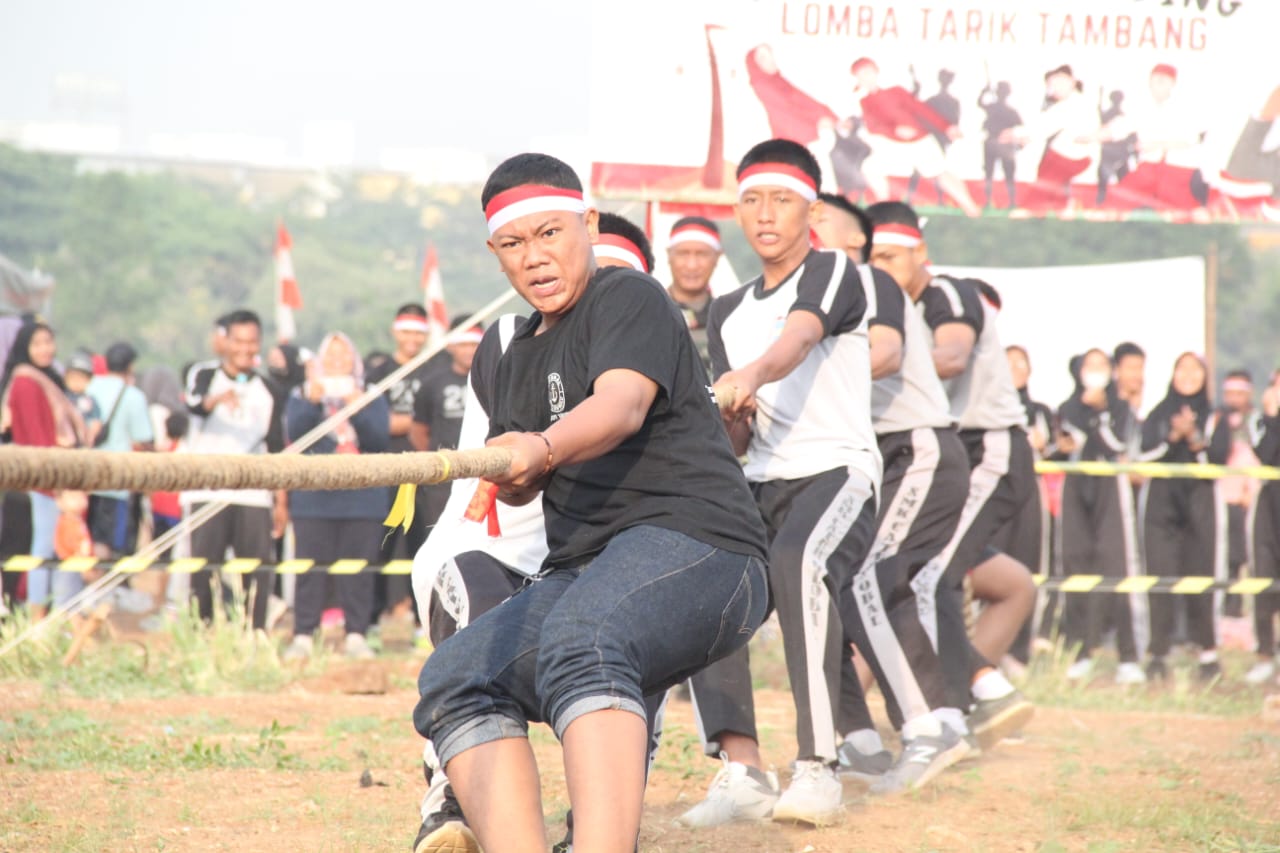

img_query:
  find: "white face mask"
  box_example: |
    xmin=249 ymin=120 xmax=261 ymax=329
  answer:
xmin=1082 ymin=370 xmax=1110 ymax=391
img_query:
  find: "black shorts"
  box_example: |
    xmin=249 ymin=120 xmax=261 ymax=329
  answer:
xmin=88 ymin=495 xmax=138 ymax=556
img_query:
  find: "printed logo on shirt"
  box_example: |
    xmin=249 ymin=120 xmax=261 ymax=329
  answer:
xmin=442 ymin=384 xmax=465 ymax=419
xmin=548 ymin=372 xmax=566 ymax=420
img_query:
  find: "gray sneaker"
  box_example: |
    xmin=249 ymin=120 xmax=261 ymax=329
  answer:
xmin=968 ymin=689 xmax=1035 ymax=751
xmin=869 ymin=726 xmax=972 ymax=795
xmin=835 ymin=741 xmax=894 ymax=782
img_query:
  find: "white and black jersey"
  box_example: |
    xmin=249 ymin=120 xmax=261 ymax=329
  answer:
xmin=918 ymin=275 xmax=1025 ymax=431
xmin=471 ymin=266 xmax=767 ymax=571
xmin=708 ymin=248 xmax=881 ymax=487
xmin=866 ymin=266 xmax=954 ymax=435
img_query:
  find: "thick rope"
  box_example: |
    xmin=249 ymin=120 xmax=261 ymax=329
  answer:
xmin=0 ymin=289 xmax=519 ymax=661
xmin=0 ymin=446 xmax=512 ymax=492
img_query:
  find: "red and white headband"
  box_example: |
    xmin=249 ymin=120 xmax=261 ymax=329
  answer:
xmin=593 ymin=233 xmax=650 ymax=273
xmin=451 ymin=326 xmax=484 ymax=345
xmin=484 ymin=184 xmax=587 ymax=235
xmin=737 ymin=162 xmax=818 ymax=202
xmin=1223 ymin=377 xmax=1253 ymax=393
xmin=669 ymin=223 xmax=722 ymax=252
xmin=873 ymin=223 xmax=923 ymax=248
xmin=393 ymin=314 xmax=430 ymax=333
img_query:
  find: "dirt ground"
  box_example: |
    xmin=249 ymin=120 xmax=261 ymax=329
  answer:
xmin=3 ymin=651 xmax=1279 ymax=853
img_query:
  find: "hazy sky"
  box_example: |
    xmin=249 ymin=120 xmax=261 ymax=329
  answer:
xmin=2 ymin=0 xmax=593 ymax=165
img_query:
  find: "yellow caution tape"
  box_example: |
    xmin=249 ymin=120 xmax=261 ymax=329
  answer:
xmin=275 ymin=559 xmax=316 ymax=575
xmin=1059 ymin=574 xmax=1104 ymax=593
xmin=1115 ymin=576 xmax=1160 ymax=594
xmin=328 ymin=559 xmax=368 ymax=575
xmin=221 ymin=558 xmax=263 ymax=575
xmin=57 ymin=557 xmax=100 ymax=574
xmin=1035 ymin=460 xmax=1280 ymax=480
xmin=382 ymin=560 xmax=414 ymax=575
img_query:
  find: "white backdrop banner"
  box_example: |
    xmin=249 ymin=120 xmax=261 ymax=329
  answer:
xmin=590 ymin=1 xmax=1279 ymax=222
xmin=932 ymin=256 xmax=1206 ymax=411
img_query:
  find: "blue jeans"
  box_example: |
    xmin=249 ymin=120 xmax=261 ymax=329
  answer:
xmin=414 ymin=525 xmax=768 ymax=768
xmin=25 ymin=492 xmax=84 ymax=608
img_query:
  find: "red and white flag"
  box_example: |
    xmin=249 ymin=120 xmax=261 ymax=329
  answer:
xmin=275 ymin=222 xmax=303 ymax=343
xmin=421 ymin=243 xmax=449 ymax=342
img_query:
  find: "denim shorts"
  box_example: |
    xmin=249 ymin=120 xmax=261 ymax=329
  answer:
xmin=414 ymin=524 xmax=768 ymax=769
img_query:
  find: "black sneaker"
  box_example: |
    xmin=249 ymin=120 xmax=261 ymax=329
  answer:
xmin=413 ymin=790 xmax=478 ymax=853
xmin=968 ymin=689 xmax=1035 ymax=751
xmin=1146 ymin=657 xmax=1169 ymax=682
xmin=836 ymin=740 xmax=894 ymax=782
xmin=550 ymin=809 xmax=572 ymax=853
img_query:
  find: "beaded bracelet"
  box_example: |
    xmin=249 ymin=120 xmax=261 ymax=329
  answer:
xmin=530 ymin=431 xmax=554 ymax=474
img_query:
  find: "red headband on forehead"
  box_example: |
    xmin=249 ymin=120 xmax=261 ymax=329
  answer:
xmin=872 ymin=223 xmax=923 ymax=247
xmin=593 ymin=233 xmax=650 ymax=273
xmin=1151 ymin=63 xmax=1177 ymax=80
xmin=484 ymin=184 xmax=587 ymax=234
xmin=393 ymin=314 xmax=430 ymax=333
xmin=737 ymin=162 xmax=819 ymax=201
xmin=669 ymin=223 xmax=722 ymax=251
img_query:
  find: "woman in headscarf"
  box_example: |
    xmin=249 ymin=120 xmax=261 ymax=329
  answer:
xmin=1139 ymin=352 xmax=1230 ymax=681
xmin=1056 ymin=348 xmax=1146 ymax=685
xmin=0 ymin=319 xmax=87 ymax=617
xmin=282 ymin=332 xmax=390 ymax=661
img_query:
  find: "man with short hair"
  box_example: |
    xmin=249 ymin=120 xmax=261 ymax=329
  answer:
xmin=366 ymin=303 xmax=443 ymax=625
xmin=866 ymin=200 xmax=1036 ymax=750
xmin=1113 ymin=341 xmax=1146 ymax=420
xmin=666 ymin=216 xmax=721 ymax=367
xmin=709 ymin=138 xmax=880 ymax=824
xmin=813 ymin=191 xmax=977 ymax=793
xmin=86 ymin=341 xmax=154 ymax=559
xmin=410 ymin=317 xmax=483 ymax=528
xmin=183 ymin=310 xmax=286 ymax=630
xmin=413 ymin=152 xmax=768 ymax=853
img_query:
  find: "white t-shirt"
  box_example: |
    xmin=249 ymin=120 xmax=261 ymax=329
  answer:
xmin=708 ymin=248 xmax=882 ymax=486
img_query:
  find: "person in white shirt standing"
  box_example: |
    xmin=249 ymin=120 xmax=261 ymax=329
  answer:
xmin=182 ymin=309 xmax=287 ymax=631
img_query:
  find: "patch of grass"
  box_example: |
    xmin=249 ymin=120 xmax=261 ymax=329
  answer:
xmin=1019 ymin=639 xmax=1268 ymax=717
xmin=1061 ymin=792 xmax=1280 ymax=850
xmin=2 ymin=708 xmax=314 ymax=772
xmin=0 ymin=594 xmax=332 ymax=699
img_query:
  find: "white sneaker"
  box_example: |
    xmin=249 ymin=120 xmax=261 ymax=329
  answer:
xmin=675 ymin=754 xmax=779 ymax=828
xmin=1244 ymin=659 xmax=1277 ymax=686
xmin=869 ymin=725 xmax=972 ymax=795
xmin=344 ymin=632 xmax=375 ymax=660
xmin=282 ymin=634 xmax=313 ymax=661
xmin=1066 ymin=657 xmax=1094 ymax=682
xmin=1115 ymin=662 xmax=1147 ymax=686
xmin=771 ymin=760 xmax=843 ymax=826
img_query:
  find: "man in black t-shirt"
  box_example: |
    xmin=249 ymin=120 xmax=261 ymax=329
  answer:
xmin=410 ymin=322 xmax=480 ymax=527
xmin=412 ymin=153 xmax=768 ymax=853
xmin=365 ymin=303 xmax=440 ymax=623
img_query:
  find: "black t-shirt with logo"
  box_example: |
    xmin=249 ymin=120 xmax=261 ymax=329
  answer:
xmin=472 ymin=265 xmax=767 ymax=570
xmin=365 ymin=357 xmax=439 ymax=453
xmin=412 ymin=365 xmax=468 ymax=451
